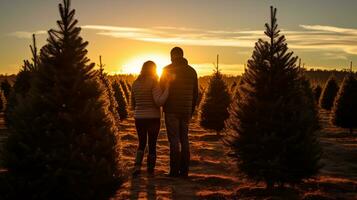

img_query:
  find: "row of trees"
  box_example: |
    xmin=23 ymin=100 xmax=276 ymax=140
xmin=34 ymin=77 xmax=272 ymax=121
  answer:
xmin=0 ymin=0 xmax=125 ymax=199
xmin=332 ymin=74 xmax=357 ymax=134
xmin=311 ymin=70 xmax=357 ymax=134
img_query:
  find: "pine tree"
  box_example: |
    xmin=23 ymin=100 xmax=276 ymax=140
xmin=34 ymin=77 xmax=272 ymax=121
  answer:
xmin=0 ymin=79 xmax=11 ymax=100
xmin=230 ymin=81 xmax=237 ymax=93
xmin=112 ymin=81 xmax=129 ymax=120
xmin=2 ymin=1 xmax=122 ymax=199
xmin=119 ymin=79 xmax=130 ymax=104
xmin=225 ymin=7 xmax=321 ymax=188
xmin=97 ymin=56 xmax=120 ymax=125
xmin=200 ymin=55 xmax=231 ymax=134
xmin=332 ymin=74 xmax=357 ymax=134
xmin=197 ymin=86 xmax=205 ymax=108
xmin=125 ymin=81 xmax=132 ymax=92
xmin=313 ymin=85 xmax=322 ymax=104
xmin=0 ymin=92 xmax=3 ymax=112
xmin=319 ymin=75 xmax=339 ymax=110
xmin=6 ymin=34 xmax=39 ymax=126
xmin=301 ymin=78 xmax=320 ymax=130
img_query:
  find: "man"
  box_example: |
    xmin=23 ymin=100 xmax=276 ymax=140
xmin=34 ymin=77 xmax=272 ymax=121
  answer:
xmin=160 ymin=47 xmax=198 ymax=177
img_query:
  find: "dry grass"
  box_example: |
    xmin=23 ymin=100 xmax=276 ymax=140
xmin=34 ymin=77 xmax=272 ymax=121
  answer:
xmin=114 ymin=110 xmax=357 ymax=200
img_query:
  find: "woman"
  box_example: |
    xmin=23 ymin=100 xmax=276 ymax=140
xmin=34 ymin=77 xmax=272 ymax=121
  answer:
xmin=131 ymin=61 xmax=170 ymax=176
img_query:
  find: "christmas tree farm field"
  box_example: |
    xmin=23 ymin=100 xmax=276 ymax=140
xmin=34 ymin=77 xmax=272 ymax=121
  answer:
xmin=113 ymin=113 xmax=357 ymax=200
xmin=0 ymin=112 xmax=356 ymax=199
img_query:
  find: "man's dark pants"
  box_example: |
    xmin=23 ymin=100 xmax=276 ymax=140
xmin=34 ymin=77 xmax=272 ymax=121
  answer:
xmin=165 ymin=113 xmax=190 ymax=176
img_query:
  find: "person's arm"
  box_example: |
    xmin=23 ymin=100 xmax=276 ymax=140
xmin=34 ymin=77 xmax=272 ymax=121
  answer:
xmin=152 ymin=83 xmax=169 ymax=107
xmin=159 ymin=68 xmax=167 ymax=90
xmin=192 ymin=71 xmax=199 ymax=115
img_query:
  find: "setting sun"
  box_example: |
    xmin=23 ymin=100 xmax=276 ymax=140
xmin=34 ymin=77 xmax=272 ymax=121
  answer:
xmin=121 ymin=54 xmax=171 ymax=76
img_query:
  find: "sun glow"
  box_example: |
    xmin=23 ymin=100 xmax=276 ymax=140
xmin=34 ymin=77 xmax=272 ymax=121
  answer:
xmin=121 ymin=54 xmax=171 ymax=76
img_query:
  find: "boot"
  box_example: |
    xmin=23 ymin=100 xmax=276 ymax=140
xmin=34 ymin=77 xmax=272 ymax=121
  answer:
xmin=147 ymin=154 xmax=156 ymax=175
xmin=132 ymin=150 xmax=144 ymax=176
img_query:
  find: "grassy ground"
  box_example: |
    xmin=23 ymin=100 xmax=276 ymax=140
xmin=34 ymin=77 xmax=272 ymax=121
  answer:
xmin=113 ymin=110 xmax=357 ymax=200
xmin=114 ymin=116 xmax=239 ymax=199
xmin=0 ymin=110 xmax=356 ymax=199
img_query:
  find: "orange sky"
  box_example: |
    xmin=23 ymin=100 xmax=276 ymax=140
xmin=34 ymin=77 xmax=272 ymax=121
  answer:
xmin=1 ymin=0 xmax=357 ymax=76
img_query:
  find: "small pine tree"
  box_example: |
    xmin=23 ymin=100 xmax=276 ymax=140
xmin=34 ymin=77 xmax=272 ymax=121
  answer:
xmin=0 ymin=93 xmax=3 ymax=112
xmin=6 ymin=34 xmax=39 ymax=126
xmin=200 ymin=57 xmax=231 ymax=134
xmin=197 ymin=86 xmax=205 ymax=107
xmin=125 ymin=81 xmax=132 ymax=93
xmin=313 ymin=85 xmax=322 ymax=104
xmin=2 ymin=1 xmax=122 ymax=199
xmin=0 ymin=79 xmax=11 ymax=100
xmin=112 ymin=81 xmax=129 ymax=120
xmin=332 ymin=74 xmax=357 ymax=134
xmin=301 ymin=78 xmax=320 ymax=130
xmin=97 ymin=56 xmax=120 ymax=124
xmin=230 ymin=81 xmax=237 ymax=92
xmin=119 ymin=80 xmax=130 ymax=104
xmin=319 ymin=76 xmax=339 ymax=110
xmin=225 ymin=7 xmax=321 ymax=188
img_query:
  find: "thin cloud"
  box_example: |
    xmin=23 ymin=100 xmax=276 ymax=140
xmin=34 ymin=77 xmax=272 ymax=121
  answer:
xmin=9 ymin=30 xmax=47 ymax=39
xmin=81 ymin=24 xmax=357 ymax=55
xmin=300 ymin=25 xmax=357 ymax=34
xmin=82 ymin=25 xmax=164 ymax=34
xmin=323 ymin=52 xmax=348 ymax=60
xmin=10 ymin=24 xmax=357 ymax=56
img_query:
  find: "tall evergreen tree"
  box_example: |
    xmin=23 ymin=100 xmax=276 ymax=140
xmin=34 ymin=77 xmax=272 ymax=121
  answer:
xmin=319 ymin=75 xmax=339 ymax=110
xmin=0 ymin=79 xmax=11 ymax=100
xmin=112 ymin=81 xmax=129 ymax=120
xmin=200 ymin=56 xmax=231 ymax=134
xmin=225 ymin=7 xmax=321 ymax=188
xmin=313 ymin=85 xmax=322 ymax=104
xmin=119 ymin=79 xmax=130 ymax=104
xmin=2 ymin=1 xmax=122 ymax=199
xmin=332 ymin=74 xmax=357 ymax=134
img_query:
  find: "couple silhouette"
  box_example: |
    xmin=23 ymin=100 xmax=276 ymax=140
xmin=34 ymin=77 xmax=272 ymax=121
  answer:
xmin=131 ymin=47 xmax=198 ymax=177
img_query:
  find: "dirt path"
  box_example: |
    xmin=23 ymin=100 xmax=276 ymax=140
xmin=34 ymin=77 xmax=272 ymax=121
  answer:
xmin=113 ymin=117 xmax=241 ymax=200
xmin=318 ymin=110 xmax=357 ymax=181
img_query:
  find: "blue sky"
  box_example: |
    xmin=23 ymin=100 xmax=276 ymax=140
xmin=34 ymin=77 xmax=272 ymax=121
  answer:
xmin=1 ymin=0 xmax=357 ymax=75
